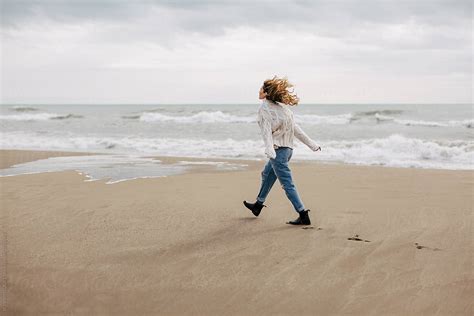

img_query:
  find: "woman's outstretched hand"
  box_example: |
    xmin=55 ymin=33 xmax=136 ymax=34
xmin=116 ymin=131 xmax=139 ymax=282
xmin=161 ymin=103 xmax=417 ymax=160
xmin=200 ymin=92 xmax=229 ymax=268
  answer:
xmin=310 ymin=142 xmax=321 ymax=152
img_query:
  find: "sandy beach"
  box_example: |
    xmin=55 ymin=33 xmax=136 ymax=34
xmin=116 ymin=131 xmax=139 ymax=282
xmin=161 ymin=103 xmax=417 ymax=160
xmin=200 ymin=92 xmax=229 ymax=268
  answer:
xmin=1 ymin=149 xmax=472 ymax=315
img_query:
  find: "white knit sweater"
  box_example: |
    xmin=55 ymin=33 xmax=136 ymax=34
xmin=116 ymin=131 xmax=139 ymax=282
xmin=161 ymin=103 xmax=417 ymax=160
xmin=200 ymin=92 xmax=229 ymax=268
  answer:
xmin=257 ymin=98 xmax=321 ymax=159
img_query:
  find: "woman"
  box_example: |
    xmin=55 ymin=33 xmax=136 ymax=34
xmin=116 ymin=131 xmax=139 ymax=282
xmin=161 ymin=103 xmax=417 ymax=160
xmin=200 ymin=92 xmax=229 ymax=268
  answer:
xmin=243 ymin=76 xmax=321 ymax=226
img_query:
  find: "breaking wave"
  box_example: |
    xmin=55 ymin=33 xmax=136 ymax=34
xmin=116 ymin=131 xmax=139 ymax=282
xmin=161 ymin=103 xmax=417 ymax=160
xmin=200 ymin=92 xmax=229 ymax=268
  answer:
xmin=121 ymin=109 xmax=472 ymax=128
xmin=0 ymin=113 xmax=83 ymax=121
xmin=123 ymin=110 xmax=355 ymax=125
xmin=1 ymin=132 xmax=472 ymax=170
xmin=9 ymin=106 xmax=40 ymax=112
xmin=374 ymin=114 xmax=473 ymax=128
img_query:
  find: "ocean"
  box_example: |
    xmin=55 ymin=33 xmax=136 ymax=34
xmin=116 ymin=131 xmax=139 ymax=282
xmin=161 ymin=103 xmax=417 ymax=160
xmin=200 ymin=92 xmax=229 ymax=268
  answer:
xmin=0 ymin=103 xmax=472 ymax=182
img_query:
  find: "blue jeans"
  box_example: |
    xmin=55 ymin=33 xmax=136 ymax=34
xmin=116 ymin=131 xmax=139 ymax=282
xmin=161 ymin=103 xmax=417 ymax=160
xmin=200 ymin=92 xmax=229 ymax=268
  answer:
xmin=256 ymin=147 xmax=306 ymax=213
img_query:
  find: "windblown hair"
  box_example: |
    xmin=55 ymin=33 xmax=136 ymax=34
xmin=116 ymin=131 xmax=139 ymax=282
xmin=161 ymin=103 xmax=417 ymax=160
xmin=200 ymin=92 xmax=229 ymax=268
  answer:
xmin=262 ymin=75 xmax=300 ymax=106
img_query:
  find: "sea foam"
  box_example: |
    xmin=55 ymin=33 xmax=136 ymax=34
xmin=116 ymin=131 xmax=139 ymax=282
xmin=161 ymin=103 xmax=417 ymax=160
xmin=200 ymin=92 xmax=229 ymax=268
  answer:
xmin=1 ymin=131 xmax=471 ymax=170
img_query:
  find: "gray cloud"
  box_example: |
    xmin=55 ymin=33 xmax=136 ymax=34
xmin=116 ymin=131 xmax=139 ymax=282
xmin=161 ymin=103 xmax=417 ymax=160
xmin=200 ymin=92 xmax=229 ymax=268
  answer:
xmin=1 ymin=0 xmax=472 ymax=103
xmin=3 ymin=0 xmax=470 ymax=53
xmin=2 ymin=0 xmax=471 ymax=31
xmin=2 ymin=1 xmax=471 ymax=49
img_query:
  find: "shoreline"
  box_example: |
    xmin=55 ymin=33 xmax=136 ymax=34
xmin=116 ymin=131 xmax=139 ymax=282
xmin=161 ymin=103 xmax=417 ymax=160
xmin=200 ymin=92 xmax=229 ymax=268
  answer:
xmin=0 ymin=149 xmax=471 ymax=176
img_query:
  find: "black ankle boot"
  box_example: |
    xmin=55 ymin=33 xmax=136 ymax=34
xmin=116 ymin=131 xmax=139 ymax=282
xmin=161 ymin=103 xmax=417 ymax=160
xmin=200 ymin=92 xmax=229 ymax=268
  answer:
xmin=287 ymin=209 xmax=311 ymax=225
xmin=243 ymin=200 xmax=267 ymax=217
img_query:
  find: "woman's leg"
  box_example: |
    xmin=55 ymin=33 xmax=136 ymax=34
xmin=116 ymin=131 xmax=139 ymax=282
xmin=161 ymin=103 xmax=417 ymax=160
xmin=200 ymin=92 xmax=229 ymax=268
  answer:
xmin=270 ymin=148 xmax=305 ymax=212
xmin=256 ymin=159 xmax=278 ymax=203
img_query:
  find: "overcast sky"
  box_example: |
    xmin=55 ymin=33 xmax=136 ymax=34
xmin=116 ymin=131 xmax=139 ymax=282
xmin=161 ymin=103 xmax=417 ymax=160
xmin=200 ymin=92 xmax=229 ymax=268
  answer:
xmin=1 ymin=0 xmax=472 ymax=104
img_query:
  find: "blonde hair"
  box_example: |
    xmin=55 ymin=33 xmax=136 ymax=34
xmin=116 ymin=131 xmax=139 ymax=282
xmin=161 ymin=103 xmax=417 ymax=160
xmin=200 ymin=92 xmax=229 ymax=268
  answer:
xmin=262 ymin=75 xmax=300 ymax=106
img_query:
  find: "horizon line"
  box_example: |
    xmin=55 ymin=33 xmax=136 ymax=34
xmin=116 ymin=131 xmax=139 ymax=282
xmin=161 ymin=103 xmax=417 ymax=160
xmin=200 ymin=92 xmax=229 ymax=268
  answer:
xmin=1 ymin=102 xmax=472 ymax=106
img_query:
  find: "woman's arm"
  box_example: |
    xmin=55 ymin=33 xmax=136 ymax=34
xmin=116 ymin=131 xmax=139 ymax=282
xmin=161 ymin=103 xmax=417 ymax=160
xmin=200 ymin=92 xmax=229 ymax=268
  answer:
xmin=257 ymin=108 xmax=277 ymax=159
xmin=294 ymin=123 xmax=321 ymax=151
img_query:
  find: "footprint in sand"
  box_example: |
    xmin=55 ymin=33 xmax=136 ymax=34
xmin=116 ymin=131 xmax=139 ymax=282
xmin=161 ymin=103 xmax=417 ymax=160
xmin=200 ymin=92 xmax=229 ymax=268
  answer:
xmin=347 ymin=234 xmax=371 ymax=242
xmin=302 ymin=226 xmax=323 ymax=230
xmin=414 ymin=242 xmax=442 ymax=251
